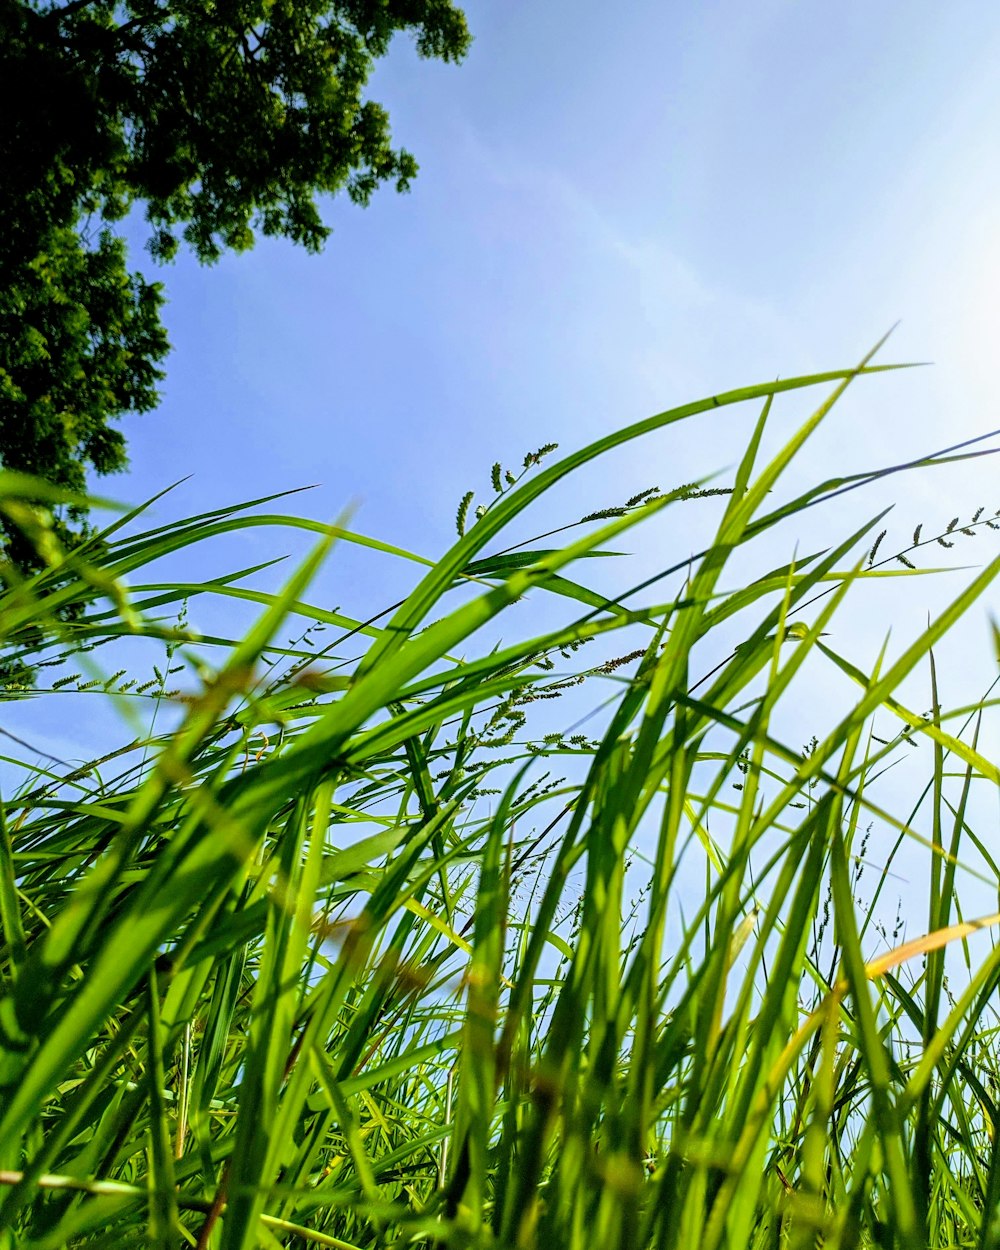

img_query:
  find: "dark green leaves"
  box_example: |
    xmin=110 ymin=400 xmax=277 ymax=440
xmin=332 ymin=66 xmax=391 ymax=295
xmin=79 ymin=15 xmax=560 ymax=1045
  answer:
xmin=0 ymin=0 xmax=471 ymax=561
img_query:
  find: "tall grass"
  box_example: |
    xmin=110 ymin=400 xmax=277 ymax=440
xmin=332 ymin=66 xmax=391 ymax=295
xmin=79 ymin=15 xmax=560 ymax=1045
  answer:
xmin=2 ymin=355 xmax=1000 ymax=1248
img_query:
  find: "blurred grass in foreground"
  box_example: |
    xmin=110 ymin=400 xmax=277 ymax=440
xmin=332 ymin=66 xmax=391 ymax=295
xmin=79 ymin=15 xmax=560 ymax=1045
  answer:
xmin=2 ymin=352 xmax=1000 ymax=1248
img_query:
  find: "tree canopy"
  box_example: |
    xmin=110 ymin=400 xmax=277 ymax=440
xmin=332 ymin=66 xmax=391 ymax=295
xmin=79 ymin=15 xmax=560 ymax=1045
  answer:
xmin=0 ymin=0 xmax=471 ymax=564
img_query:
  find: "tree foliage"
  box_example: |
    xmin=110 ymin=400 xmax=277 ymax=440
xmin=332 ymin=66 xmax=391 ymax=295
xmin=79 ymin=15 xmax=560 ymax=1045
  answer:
xmin=0 ymin=0 xmax=471 ymax=562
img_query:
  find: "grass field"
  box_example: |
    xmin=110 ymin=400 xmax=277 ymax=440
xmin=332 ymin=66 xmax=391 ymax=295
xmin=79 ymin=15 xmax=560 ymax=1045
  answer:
xmin=3 ymin=355 xmax=1000 ymax=1248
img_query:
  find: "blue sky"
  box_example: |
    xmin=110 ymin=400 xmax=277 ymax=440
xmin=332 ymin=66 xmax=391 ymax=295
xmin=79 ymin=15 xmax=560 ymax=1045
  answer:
xmin=11 ymin=1 xmax=1000 ymax=808
xmin=110 ymin=1 xmax=1000 ymax=579
xmin=111 ymin=1 xmax=1000 ymax=659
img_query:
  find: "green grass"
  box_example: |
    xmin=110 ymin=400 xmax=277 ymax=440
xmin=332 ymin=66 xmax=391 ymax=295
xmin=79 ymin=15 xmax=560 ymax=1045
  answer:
xmin=2 ymin=353 xmax=1000 ymax=1247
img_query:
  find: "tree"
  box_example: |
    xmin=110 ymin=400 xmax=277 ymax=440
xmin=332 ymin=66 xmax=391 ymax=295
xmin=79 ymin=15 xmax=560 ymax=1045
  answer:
xmin=0 ymin=0 xmax=471 ymax=566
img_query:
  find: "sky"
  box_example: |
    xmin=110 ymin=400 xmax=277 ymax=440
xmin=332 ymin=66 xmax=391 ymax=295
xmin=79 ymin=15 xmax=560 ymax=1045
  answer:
xmin=111 ymin=1 xmax=1000 ymax=691
xmin=8 ymin=1 xmax=1000 ymax=905
xmin=118 ymin=0 xmax=1000 ymax=516
xmin=105 ymin=0 xmax=1000 ymax=598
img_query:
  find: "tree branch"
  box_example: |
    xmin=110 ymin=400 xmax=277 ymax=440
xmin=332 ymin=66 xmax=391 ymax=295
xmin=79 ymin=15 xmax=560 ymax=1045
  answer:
xmin=43 ymin=0 xmax=104 ymax=23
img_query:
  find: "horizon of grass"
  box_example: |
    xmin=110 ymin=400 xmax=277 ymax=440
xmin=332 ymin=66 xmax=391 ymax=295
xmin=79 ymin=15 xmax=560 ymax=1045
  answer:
xmin=2 ymin=351 xmax=1000 ymax=1247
